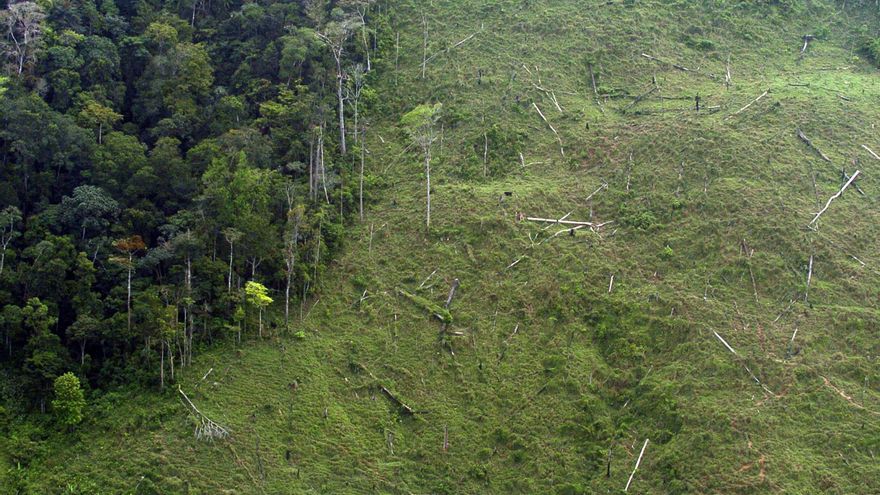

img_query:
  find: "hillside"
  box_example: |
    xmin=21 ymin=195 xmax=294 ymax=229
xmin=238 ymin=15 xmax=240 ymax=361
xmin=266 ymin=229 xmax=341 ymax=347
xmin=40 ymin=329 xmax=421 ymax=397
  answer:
xmin=5 ymin=0 xmax=880 ymax=493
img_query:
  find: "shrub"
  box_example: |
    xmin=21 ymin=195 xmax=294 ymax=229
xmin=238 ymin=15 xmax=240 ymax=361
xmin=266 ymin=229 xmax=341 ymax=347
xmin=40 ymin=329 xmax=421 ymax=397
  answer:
xmin=52 ymin=372 xmax=86 ymax=428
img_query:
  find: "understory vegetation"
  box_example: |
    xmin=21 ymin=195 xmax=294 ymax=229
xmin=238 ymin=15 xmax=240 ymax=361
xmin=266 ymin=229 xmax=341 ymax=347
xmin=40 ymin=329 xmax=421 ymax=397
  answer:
xmin=2 ymin=0 xmax=880 ymax=493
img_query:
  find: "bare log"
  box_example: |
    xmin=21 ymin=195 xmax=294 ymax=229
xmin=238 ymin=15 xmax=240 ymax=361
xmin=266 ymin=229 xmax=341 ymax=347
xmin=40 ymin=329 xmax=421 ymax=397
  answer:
xmin=525 ymin=216 xmax=599 ymax=227
xmin=624 ymin=439 xmax=649 ymax=492
xmin=727 ymin=89 xmax=769 ymax=118
xmin=713 ymin=330 xmax=737 ymax=355
xmin=862 ymin=145 xmax=880 ymax=161
xmin=808 ymin=170 xmax=860 ymax=227
xmin=797 ymin=129 xmax=832 ymax=162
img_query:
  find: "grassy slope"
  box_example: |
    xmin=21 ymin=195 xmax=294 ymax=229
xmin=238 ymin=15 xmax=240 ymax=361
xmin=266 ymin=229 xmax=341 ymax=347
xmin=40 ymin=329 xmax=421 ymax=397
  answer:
xmin=9 ymin=0 xmax=880 ymax=493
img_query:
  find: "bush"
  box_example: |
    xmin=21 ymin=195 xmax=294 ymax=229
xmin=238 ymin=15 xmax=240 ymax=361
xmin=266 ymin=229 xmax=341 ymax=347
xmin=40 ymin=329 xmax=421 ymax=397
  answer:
xmin=867 ymin=38 xmax=880 ymax=66
xmin=52 ymin=372 xmax=86 ymax=428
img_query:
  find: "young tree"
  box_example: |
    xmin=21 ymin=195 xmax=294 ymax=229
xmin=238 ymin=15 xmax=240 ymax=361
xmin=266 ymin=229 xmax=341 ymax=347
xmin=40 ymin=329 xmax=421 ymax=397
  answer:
xmin=76 ymin=99 xmax=121 ymax=144
xmin=316 ymin=14 xmax=362 ymax=155
xmin=222 ymin=227 xmax=242 ymax=293
xmin=0 ymin=205 xmax=21 ymax=278
xmin=0 ymin=1 xmax=46 ymax=75
xmin=401 ymin=103 xmax=442 ymax=228
xmin=245 ymin=281 xmax=272 ymax=338
xmin=52 ymin=372 xmax=86 ymax=428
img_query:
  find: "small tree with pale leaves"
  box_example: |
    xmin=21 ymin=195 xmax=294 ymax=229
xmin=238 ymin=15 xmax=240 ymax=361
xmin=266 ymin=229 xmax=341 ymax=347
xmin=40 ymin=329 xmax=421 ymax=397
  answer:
xmin=245 ymin=281 xmax=272 ymax=338
xmin=401 ymin=103 xmax=442 ymax=228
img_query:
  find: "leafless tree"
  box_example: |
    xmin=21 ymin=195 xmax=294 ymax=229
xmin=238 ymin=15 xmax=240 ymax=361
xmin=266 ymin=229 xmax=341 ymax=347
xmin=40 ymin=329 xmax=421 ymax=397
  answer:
xmin=345 ymin=63 xmax=367 ymax=146
xmin=316 ymin=15 xmax=363 ymax=156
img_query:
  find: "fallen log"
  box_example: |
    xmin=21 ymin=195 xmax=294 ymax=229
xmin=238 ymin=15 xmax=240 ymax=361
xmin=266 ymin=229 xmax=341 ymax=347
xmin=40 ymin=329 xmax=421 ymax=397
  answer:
xmin=353 ymin=362 xmax=419 ymax=416
xmin=623 ymin=86 xmax=659 ymax=112
xmin=796 ymin=129 xmax=832 ymax=162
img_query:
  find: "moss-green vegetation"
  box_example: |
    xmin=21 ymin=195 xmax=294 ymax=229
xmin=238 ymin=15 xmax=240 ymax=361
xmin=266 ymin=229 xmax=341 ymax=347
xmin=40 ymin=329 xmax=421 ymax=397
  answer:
xmin=4 ymin=0 xmax=880 ymax=493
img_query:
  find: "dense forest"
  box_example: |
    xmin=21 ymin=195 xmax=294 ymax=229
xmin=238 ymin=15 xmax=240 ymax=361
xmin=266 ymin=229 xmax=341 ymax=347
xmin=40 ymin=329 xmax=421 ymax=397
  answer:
xmin=1 ymin=0 xmax=384 ymax=410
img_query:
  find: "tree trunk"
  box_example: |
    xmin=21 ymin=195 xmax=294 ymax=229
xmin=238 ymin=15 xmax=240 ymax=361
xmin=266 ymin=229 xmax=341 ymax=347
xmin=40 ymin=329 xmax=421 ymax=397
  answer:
xmin=309 ymin=137 xmax=315 ymax=202
xmin=425 ymin=149 xmax=431 ymax=228
xmin=285 ymin=269 xmax=291 ymax=331
xmin=126 ymin=254 xmax=132 ymax=335
xmin=160 ymin=340 xmax=165 ymax=390
xmin=359 ymin=129 xmax=365 ymax=221
xmin=258 ymin=308 xmax=263 ymax=339
xmin=227 ymin=240 xmax=233 ymax=292
xmin=336 ymin=56 xmax=347 ymax=155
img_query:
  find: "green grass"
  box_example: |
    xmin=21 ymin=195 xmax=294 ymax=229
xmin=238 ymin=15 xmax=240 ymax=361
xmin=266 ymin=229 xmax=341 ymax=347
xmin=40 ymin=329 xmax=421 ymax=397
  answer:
xmin=6 ymin=0 xmax=880 ymax=493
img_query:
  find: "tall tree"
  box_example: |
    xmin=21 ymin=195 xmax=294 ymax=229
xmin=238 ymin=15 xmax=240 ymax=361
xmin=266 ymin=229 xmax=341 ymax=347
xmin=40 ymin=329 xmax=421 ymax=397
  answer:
xmin=112 ymin=235 xmax=146 ymax=335
xmin=401 ymin=103 xmax=442 ymax=228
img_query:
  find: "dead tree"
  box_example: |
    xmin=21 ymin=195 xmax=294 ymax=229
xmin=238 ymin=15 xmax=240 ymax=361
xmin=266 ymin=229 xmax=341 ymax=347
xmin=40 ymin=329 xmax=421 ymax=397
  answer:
xmin=316 ymin=16 xmax=362 ymax=156
xmin=178 ymin=386 xmax=230 ymax=441
xmin=1 ymin=2 xmax=46 ymax=75
xmin=800 ymin=35 xmax=815 ymax=56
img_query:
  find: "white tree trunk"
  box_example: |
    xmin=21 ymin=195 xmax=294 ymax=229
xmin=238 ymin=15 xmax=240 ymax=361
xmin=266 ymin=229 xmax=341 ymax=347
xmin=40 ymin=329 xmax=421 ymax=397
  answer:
xmin=336 ymin=56 xmax=347 ymax=155
xmin=425 ymin=150 xmax=431 ymax=228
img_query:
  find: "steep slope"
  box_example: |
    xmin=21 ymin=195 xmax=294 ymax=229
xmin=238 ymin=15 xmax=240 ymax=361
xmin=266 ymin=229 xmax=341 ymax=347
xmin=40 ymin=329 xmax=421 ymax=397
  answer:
xmin=11 ymin=0 xmax=880 ymax=493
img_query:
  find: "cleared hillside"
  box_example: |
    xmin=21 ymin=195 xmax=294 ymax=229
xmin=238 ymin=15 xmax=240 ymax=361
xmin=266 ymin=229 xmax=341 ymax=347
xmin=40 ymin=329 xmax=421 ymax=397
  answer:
xmin=8 ymin=0 xmax=880 ymax=493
